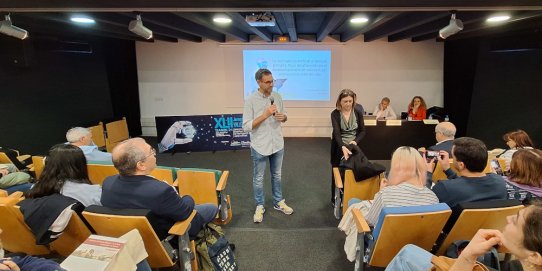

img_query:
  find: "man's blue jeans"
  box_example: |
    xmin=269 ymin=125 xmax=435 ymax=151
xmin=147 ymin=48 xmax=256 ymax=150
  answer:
xmin=251 ymin=148 xmax=284 ymax=206
xmin=385 ymin=244 xmax=433 ymax=271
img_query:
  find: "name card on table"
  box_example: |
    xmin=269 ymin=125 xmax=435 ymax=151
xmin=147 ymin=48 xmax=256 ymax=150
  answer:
xmin=364 ymin=119 xmax=377 ymax=126
xmin=423 ymin=119 xmax=440 ymax=125
xmin=386 ymin=120 xmax=402 ymax=126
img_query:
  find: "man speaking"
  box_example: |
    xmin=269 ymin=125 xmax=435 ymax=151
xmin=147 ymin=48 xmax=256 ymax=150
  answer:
xmin=243 ymin=68 xmax=294 ymax=223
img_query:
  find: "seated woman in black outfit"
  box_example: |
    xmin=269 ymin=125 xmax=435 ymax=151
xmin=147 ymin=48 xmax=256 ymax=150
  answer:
xmin=330 ymin=89 xmax=365 ymax=203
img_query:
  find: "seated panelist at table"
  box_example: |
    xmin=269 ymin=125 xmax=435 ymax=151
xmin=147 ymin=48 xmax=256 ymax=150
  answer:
xmin=407 ymin=96 xmax=427 ymax=120
xmin=373 ymin=97 xmax=397 ymax=120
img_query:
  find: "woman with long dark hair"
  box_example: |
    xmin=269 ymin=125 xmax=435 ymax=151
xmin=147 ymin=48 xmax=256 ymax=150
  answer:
xmin=26 ymin=144 xmax=101 ymax=206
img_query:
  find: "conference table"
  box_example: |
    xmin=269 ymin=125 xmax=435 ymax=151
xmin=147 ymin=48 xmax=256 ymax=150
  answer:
xmin=358 ymin=120 xmax=437 ymax=160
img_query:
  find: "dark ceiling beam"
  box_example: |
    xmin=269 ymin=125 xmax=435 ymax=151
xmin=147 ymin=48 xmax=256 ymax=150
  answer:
xmin=92 ymin=13 xmax=199 ymax=42
xmin=388 ymin=11 xmax=487 ymax=42
xmin=2 ymin=0 xmax=541 ymax=11
xmin=274 ymin=12 xmax=297 ymax=42
xmin=340 ymin=12 xmax=394 ymax=42
xmin=411 ymin=32 xmax=438 ymax=42
xmin=226 ymin=12 xmax=273 ymax=42
xmin=15 ymin=13 xmax=153 ymax=42
xmin=317 ymin=12 xmax=349 ymax=42
xmin=13 ymin=15 xmax=152 ymax=42
xmin=364 ymin=12 xmax=449 ymax=42
xmin=121 ymin=13 xmax=221 ymax=42
xmin=152 ymin=34 xmax=178 ymax=42
xmin=447 ymin=12 xmax=542 ymax=41
xmin=175 ymin=12 xmax=249 ymax=42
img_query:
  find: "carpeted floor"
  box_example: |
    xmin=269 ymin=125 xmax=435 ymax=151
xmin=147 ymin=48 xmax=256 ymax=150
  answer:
xmin=149 ymin=137 xmax=389 ymax=271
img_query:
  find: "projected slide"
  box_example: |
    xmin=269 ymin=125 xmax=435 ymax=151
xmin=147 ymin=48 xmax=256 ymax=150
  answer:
xmin=243 ymin=50 xmax=331 ymax=101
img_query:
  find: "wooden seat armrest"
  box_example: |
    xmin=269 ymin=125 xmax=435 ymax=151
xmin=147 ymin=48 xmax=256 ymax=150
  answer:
xmin=168 ymin=210 xmax=196 ymax=236
xmin=333 ymin=167 xmax=343 ymax=189
xmin=8 ymin=191 xmax=23 ymax=199
xmin=352 ymin=208 xmax=371 ymax=233
xmin=172 ymin=179 xmax=179 ymax=187
xmin=0 ymin=189 xmax=7 ymax=197
xmin=216 ymin=170 xmax=229 ymax=191
xmin=17 ymin=154 xmax=31 ymax=162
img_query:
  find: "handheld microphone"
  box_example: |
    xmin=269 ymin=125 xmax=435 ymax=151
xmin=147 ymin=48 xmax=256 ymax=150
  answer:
xmin=269 ymin=96 xmax=275 ymax=116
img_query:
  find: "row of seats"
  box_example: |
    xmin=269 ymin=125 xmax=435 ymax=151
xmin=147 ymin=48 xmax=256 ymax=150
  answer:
xmin=332 ymin=158 xmax=506 ymax=219
xmin=0 ymin=192 xmax=197 ymax=269
xmin=350 ymin=199 xmax=522 ymax=270
xmin=0 ymin=165 xmax=233 ymax=270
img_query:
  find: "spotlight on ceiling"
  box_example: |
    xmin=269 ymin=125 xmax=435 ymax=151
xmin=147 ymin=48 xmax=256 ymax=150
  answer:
xmin=128 ymin=14 xmax=153 ymax=39
xmin=487 ymin=15 xmax=511 ymax=23
xmin=213 ymin=14 xmax=232 ymax=24
xmin=0 ymin=14 xmax=29 ymax=40
xmin=350 ymin=15 xmax=369 ymax=24
xmin=439 ymin=13 xmax=464 ymax=39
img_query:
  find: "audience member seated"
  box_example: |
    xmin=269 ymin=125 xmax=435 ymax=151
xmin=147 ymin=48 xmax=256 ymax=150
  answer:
xmin=504 ymin=149 xmax=542 ymax=201
xmin=0 ymin=228 xmax=66 ymax=271
xmin=25 ymin=144 xmax=101 ymax=207
xmin=66 ymin=127 xmax=112 ymax=163
xmin=373 ymin=97 xmax=397 ymax=120
xmin=497 ymin=129 xmax=535 ymax=171
xmin=429 ymin=137 xmax=507 ymax=208
xmin=338 ymin=146 xmax=438 ymax=261
xmin=100 ymin=138 xmax=218 ymax=240
xmin=385 ymin=198 xmax=542 ymax=271
xmin=0 ymin=146 xmax=32 ymax=170
xmin=0 ymin=163 xmax=32 ymax=193
xmin=424 ymin=121 xmax=456 ymax=155
xmin=407 ymin=96 xmax=427 ymax=120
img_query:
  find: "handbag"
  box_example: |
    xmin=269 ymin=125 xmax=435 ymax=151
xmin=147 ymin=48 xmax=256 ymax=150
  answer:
xmin=429 ymin=256 xmax=490 ymax=271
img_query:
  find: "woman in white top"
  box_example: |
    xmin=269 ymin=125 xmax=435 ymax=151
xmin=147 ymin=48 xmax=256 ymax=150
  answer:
xmin=498 ymin=129 xmax=535 ymax=171
xmin=26 ymin=144 xmax=101 ymax=206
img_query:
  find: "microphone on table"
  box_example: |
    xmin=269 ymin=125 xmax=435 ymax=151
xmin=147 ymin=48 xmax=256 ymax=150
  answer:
xmin=269 ymin=96 xmax=275 ymax=116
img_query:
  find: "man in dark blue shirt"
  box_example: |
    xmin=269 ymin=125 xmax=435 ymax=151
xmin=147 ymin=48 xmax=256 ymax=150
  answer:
xmin=428 ymin=137 xmax=507 ymax=208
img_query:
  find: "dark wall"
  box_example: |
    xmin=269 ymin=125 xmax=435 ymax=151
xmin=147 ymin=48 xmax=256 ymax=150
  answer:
xmin=443 ymin=32 xmax=542 ymax=150
xmin=0 ymin=35 xmax=141 ymax=154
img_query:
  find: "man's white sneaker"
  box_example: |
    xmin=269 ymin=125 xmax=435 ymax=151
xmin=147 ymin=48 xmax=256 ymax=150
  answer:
xmin=253 ymin=205 xmax=265 ymax=223
xmin=273 ymin=200 xmax=293 ymax=215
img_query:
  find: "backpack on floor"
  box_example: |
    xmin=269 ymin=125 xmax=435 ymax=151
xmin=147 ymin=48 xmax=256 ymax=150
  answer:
xmin=445 ymin=240 xmax=500 ymax=271
xmin=195 ymin=223 xmax=238 ymax=271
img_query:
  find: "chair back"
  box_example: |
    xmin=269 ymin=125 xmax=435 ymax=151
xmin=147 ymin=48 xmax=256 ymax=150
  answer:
xmin=105 ymin=117 xmax=129 ymax=152
xmin=435 ymin=200 xmax=523 ymax=255
xmin=177 ymin=169 xmax=219 ymax=206
xmin=32 ymin=156 xmax=45 ymax=179
xmin=82 ymin=206 xmax=175 ymax=268
xmin=88 ymin=122 xmax=106 ymax=149
xmin=0 ymin=203 xmax=51 ymax=255
xmin=150 ymin=167 xmax=176 ymax=185
xmin=369 ymin=203 xmax=451 ymax=267
xmin=0 ymin=152 xmax=13 ymax=164
xmin=341 ymin=169 xmax=381 ymax=214
xmin=87 ymin=164 xmax=119 ymax=185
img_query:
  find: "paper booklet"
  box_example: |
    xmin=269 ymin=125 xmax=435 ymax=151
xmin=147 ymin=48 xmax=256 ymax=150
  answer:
xmin=61 ymin=229 xmax=147 ymax=271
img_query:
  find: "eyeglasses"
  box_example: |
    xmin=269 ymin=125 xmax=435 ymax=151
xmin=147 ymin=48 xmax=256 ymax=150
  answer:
xmin=260 ymin=79 xmax=275 ymax=85
xmin=139 ymin=147 xmax=156 ymax=162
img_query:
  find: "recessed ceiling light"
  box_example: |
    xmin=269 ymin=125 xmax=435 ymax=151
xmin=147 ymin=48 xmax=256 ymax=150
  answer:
xmin=213 ymin=14 xmax=232 ymax=24
xmin=70 ymin=16 xmax=95 ymax=24
xmin=350 ymin=16 xmax=369 ymax=24
xmin=487 ymin=15 xmax=511 ymax=23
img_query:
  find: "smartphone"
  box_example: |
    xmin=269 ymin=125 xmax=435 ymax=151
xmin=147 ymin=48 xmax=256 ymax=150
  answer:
xmin=490 ymin=159 xmax=504 ymax=176
xmin=426 ymin=150 xmax=439 ymax=159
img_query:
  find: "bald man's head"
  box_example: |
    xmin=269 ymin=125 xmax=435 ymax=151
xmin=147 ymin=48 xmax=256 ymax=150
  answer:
xmin=112 ymin=138 xmax=155 ymax=176
xmin=435 ymin=121 xmax=456 ymax=142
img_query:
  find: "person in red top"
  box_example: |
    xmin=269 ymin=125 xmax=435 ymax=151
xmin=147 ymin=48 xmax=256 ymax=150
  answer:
xmin=407 ymin=96 xmax=427 ymax=120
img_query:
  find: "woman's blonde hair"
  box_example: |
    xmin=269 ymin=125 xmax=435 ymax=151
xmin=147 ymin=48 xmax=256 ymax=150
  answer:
xmin=387 ymin=146 xmax=427 ymax=187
